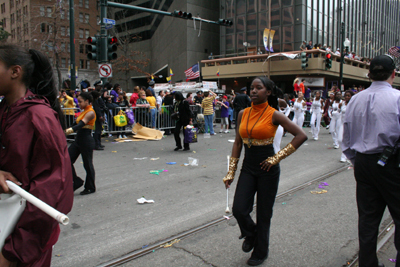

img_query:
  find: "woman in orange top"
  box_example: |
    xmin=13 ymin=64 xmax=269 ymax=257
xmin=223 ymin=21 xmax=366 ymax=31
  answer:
xmin=65 ymin=92 xmax=97 ymax=195
xmin=223 ymin=77 xmax=307 ymax=266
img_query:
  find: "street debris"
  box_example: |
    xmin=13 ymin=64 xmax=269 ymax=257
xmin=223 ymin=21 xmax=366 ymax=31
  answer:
xmin=150 ymin=157 xmax=160 ymax=161
xmin=112 ymin=151 xmax=117 ymax=153
xmin=149 ymin=169 xmax=166 ymax=175
xmin=188 ymin=157 xmax=198 ymax=166
xmin=160 ymin=239 xmax=180 ymax=248
xmin=223 ymin=215 xmax=230 ymax=220
xmin=310 ymin=190 xmax=328 ymax=194
xmin=166 ymin=162 xmax=176 ymax=165
xmin=133 ymin=157 xmax=148 ymax=160
xmin=318 ymin=182 xmax=329 ymax=189
xmin=389 ymin=259 xmax=397 ymax=263
xmin=137 ymin=197 xmax=155 ymax=204
xmin=228 ymin=140 xmax=235 ymax=143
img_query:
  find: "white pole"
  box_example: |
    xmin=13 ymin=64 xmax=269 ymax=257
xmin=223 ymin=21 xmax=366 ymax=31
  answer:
xmin=6 ymin=181 xmax=69 ymax=225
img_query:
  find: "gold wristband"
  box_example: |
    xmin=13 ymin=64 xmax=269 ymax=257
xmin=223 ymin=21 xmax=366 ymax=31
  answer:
xmin=266 ymin=143 xmax=296 ymax=166
xmin=222 ymin=157 xmax=239 ymax=183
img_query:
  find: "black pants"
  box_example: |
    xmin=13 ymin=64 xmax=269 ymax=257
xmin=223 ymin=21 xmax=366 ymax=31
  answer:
xmin=354 ymin=153 xmax=400 ymax=267
xmin=93 ymin=119 xmax=102 ymax=148
xmin=232 ymin=145 xmax=280 ymax=259
xmin=68 ymin=129 xmax=96 ymax=192
xmin=174 ymin=120 xmax=189 ymax=149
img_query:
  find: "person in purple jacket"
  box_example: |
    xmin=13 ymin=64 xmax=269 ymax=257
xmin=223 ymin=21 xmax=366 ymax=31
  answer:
xmin=218 ymin=95 xmax=230 ymax=133
xmin=110 ymin=84 xmax=121 ymax=103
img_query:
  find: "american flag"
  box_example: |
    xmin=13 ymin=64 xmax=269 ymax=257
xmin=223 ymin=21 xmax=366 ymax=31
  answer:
xmin=388 ymin=46 xmax=400 ymax=58
xmin=184 ymin=63 xmax=200 ymax=80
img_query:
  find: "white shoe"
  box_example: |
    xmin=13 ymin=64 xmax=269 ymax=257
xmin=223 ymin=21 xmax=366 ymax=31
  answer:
xmin=340 ymin=158 xmax=347 ymax=162
xmin=326 ymin=125 xmax=330 ymax=129
xmin=224 ymin=130 xmax=229 ymax=133
xmin=108 ymin=134 xmax=113 ymax=137
xmin=123 ymin=135 xmax=127 ymax=139
xmin=219 ymin=129 xmax=223 ymax=133
xmin=333 ymin=145 xmax=339 ymax=149
xmin=314 ymin=137 xmax=318 ymax=141
xmin=118 ymin=135 xmax=122 ymax=139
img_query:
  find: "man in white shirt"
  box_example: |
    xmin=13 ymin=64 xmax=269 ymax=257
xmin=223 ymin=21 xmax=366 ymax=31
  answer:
xmin=156 ymin=90 xmax=164 ymax=111
xmin=335 ymin=48 xmax=340 ymax=56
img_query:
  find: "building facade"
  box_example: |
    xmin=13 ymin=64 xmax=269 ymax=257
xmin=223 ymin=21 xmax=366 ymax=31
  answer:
xmin=220 ymin=0 xmax=400 ymax=59
xmin=0 ymin=0 xmax=100 ymax=89
xmin=110 ymin=0 xmax=220 ymax=86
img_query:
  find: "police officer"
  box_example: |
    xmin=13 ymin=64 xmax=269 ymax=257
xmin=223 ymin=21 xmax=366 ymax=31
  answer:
xmin=342 ymin=54 xmax=400 ymax=267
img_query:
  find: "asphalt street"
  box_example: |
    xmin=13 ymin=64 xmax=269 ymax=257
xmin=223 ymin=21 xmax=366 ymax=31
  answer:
xmin=51 ymin=125 xmax=395 ymax=267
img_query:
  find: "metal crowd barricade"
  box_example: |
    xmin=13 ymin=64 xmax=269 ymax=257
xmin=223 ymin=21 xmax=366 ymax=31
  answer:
xmin=62 ymin=107 xmax=80 ymax=141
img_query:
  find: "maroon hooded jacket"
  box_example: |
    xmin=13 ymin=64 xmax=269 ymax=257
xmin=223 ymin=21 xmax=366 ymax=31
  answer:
xmin=0 ymin=90 xmax=73 ymax=266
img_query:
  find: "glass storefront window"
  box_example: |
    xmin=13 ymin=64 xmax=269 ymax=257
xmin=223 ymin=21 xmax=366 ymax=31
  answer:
xmin=247 ymin=31 xmax=257 ymax=47
xmin=282 ymin=7 xmax=294 ymax=25
xmin=247 ymin=0 xmax=256 ymax=13
xmin=247 ymin=13 xmax=257 ymax=31
xmin=225 ymin=0 xmax=235 ymax=18
xmin=259 ymin=0 xmax=269 ymax=11
xmin=282 ymin=0 xmax=293 ymax=7
xmin=258 ymin=12 xmax=269 ymax=29
xmin=283 ymin=26 xmax=293 ymax=43
xmin=237 ymin=0 xmax=246 ymax=15
xmin=237 ymin=32 xmax=245 ymax=52
xmin=237 ymin=15 xmax=245 ymax=32
xmin=271 ymin=0 xmax=280 ymax=10
xmin=226 ymin=35 xmax=234 ymax=54
xmin=271 ymin=9 xmax=281 ymax=27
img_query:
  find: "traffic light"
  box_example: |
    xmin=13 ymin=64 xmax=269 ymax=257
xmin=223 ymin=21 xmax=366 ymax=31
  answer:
xmin=172 ymin=10 xmax=192 ymax=19
xmin=107 ymin=36 xmax=118 ymax=61
xmin=87 ymin=36 xmax=98 ymax=60
xmin=325 ymin=52 xmax=332 ymax=69
xmin=218 ymin=19 xmax=233 ymax=26
xmin=301 ymin=52 xmax=308 ymax=70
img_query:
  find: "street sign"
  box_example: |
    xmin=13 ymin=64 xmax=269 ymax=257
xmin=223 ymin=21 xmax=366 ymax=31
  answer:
xmin=98 ymin=63 xmax=112 ymax=78
xmin=105 ymin=24 xmax=113 ymax=30
xmin=103 ymin=18 xmax=116 ymax=25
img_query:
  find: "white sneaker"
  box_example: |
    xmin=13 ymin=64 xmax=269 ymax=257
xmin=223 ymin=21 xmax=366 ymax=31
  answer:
xmin=314 ymin=137 xmax=318 ymax=141
xmin=333 ymin=145 xmax=339 ymax=149
xmin=340 ymin=158 xmax=347 ymax=162
xmin=118 ymin=135 xmax=122 ymax=139
xmin=123 ymin=135 xmax=127 ymax=139
xmin=219 ymin=129 xmax=223 ymax=133
xmin=108 ymin=134 xmax=113 ymax=137
xmin=326 ymin=125 xmax=330 ymax=129
xmin=224 ymin=130 xmax=229 ymax=133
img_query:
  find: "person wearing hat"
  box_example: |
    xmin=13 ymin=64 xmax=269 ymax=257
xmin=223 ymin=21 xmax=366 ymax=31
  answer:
xmin=148 ymin=80 xmax=156 ymax=98
xmin=233 ymin=87 xmax=251 ymax=128
xmin=193 ymin=91 xmax=203 ymax=105
xmin=299 ymin=41 xmax=306 ymax=51
xmin=335 ymin=48 xmax=341 ymax=56
xmin=342 ymin=54 xmax=399 ymax=267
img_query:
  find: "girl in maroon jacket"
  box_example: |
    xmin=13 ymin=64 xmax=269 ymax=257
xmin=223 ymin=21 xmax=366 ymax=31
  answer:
xmin=0 ymin=45 xmax=73 ymax=267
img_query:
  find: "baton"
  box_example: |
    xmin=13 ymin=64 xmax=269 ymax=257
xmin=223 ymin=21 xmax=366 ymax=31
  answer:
xmin=6 ymin=181 xmax=69 ymax=225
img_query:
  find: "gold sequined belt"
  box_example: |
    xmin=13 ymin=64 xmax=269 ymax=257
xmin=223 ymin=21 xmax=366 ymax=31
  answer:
xmin=242 ymin=137 xmax=274 ymax=148
xmin=82 ymin=125 xmax=94 ymax=130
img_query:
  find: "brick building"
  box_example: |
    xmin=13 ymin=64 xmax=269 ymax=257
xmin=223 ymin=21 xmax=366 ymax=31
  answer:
xmin=0 ymin=0 xmax=100 ymax=89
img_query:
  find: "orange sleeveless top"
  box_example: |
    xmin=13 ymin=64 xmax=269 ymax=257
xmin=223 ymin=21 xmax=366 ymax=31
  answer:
xmin=239 ymin=101 xmax=278 ymax=146
xmin=76 ymin=105 xmax=96 ymax=130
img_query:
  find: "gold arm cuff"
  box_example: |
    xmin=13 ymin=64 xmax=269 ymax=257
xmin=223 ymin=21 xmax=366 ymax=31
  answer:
xmin=242 ymin=137 xmax=274 ymax=147
xmin=222 ymin=157 xmax=239 ymax=183
xmin=82 ymin=125 xmax=94 ymax=130
xmin=266 ymin=143 xmax=296 ymax=165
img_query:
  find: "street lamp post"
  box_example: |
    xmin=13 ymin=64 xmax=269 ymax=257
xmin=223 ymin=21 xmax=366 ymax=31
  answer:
xmin=339 ymin=23 xmax=351 ymax=91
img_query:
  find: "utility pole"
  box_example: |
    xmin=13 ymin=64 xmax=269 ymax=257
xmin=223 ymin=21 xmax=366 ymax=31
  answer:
xmin=100 ymin=0 xmax=108 ymax=85
xmin=339 ymin=22 xmax=345 ymax=91
xmin=69 ymin=0 xmax=76 ymax=90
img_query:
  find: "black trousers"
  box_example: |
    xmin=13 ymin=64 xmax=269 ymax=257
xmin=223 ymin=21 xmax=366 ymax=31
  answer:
xmin=93 ymin=119 xmax=102 ymax=148
xmin=232 ymin=145 xmax=280 ymax=259
xmin=68 ymin=129 xmax=96 ymax=191
xmin=354 ymin=152 xmax=400 ymax=267
xmin=174 ymin=120 xmax=189 ymax=149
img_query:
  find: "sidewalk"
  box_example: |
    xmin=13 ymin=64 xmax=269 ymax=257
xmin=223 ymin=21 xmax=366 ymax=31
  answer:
xmin=125 ymin=170 xmax=394 ymax=267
